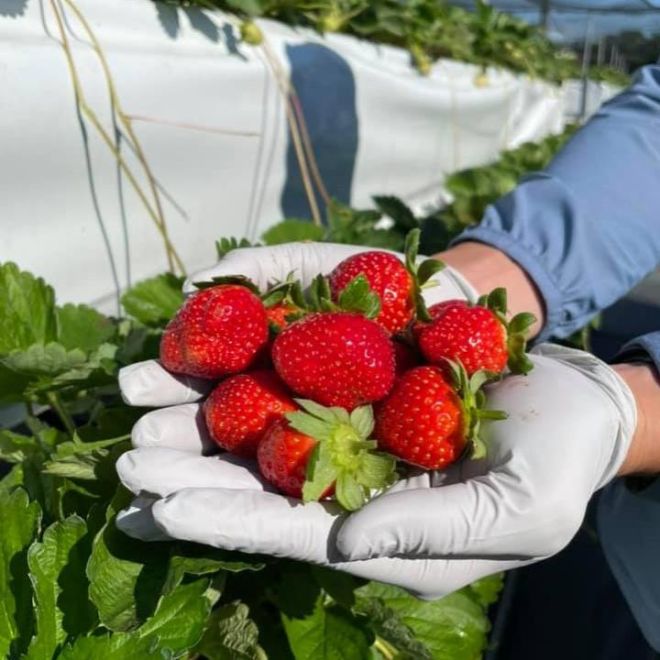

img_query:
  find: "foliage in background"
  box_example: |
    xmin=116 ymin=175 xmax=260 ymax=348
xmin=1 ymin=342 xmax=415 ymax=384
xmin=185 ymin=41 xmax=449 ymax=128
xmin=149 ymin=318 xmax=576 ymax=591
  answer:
xmin=162 ymin=0 xmax=629 ymax=85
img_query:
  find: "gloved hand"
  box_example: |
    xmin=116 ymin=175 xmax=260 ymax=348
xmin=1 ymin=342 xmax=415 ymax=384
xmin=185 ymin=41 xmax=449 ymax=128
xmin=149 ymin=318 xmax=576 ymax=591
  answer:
xmin=119 ymin=241 xmax=476 ymax=407
xmin=117 ymin=336 xmax=636 ymax=598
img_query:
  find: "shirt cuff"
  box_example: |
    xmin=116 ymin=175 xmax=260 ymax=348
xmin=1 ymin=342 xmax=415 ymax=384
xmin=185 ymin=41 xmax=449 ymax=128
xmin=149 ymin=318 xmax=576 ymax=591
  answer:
xmin=615 ymin=332 xmax=660 ymax=375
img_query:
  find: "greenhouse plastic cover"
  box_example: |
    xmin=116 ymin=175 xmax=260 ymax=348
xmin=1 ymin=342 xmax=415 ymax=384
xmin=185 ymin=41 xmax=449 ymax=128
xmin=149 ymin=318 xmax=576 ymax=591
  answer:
xmin=0 ymin=0 xmax=616 ymax=311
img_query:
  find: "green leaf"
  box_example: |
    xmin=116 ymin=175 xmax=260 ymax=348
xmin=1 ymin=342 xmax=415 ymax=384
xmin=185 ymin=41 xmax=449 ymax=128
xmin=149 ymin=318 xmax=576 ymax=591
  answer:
xmin=335 ymin=472 xmax=366 ymax=511
xmin=194 ymin=601 xmax=264 ymax=660
xmin=296 ymin=399 xmax=343 ymax=425
xmin=468 ymin=573 xmax=504 ymax=608
xmin=87 ymin=492 xmax=172 ymax=631
xmin=337 ymin=276 xmax=381 ymax=319
xmin=349 ymin=406 xmax=374 ymax=440
xmin=121 ymin=273 xmax=185 ymax=327
xmin=282 ymin=593 xmax=373 ymax=660
xmin=59 ymin=578 xmax=212 ymax=659
xmin=0 ymin=429 xmax=41 ymax=464
xmin=508 ymin=312 xmax=537 ymax=335
xmin=417 ymin=258 xmax=445 ymax=286
xmin=0 ymin=262 xmax=57 ymax=353
xmin=302 ymin=443 xmax=337 ymax=503
xmin=354 ymin=582 xmax=492 ymax=660
xmin=355 ymin=453 xmax=396 ymax=489
xmin=216 ymin=237 xmax=255 ymax=259
xmin=372 ymin=195 xmax=418 ymax=231
xmin=262 ymin=219 xmax=325 ymax=245
xmin=55 ymin=304 xmax=115 ymax=352
xmin=25 ymin=516 xmax=97 ymax=659
xmin=0 ymin=488 xmax=41 ymax=659
xmin=286 ymin=411 xmax=332 ymax=441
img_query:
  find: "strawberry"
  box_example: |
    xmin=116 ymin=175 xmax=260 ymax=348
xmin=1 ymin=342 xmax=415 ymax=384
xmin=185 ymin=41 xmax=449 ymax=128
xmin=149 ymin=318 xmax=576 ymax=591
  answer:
xmin=272 ymin=312 xmax=396 ymax=410
xmin=329 ymin=252 xmax=414 ymax=334
xmin=203 ymin=370 xmax=297 ymax=457
xmin=257 ymin=419 xmax=324 ymax=499
xmin=328 ymin=230 xmax=445 ymax=334
xmin=160 ymin=284 xmax=268 ymax=379
xmin=415 ymin=288 xmax=536 ymax=376
xmin=258 ymin=400 xmax=396 ymax=510
xmin=374 ymin=364 xmax=506 ymax=470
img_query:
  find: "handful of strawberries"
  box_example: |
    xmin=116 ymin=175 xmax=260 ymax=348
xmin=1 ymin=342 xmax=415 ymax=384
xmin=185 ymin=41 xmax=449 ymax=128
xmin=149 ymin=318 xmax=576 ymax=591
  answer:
xmin=159 ymin=230 xmax=536 ymax=511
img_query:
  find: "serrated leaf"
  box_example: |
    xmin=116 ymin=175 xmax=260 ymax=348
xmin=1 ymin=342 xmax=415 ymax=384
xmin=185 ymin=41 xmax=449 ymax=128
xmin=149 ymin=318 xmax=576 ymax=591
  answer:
xmin=335 ymin=473 xmax=366 ymax=511
xmin=59 ymin=578 xmax=211 ymax=659
xmin=121 ymin=273 xmax=185 ymax=327
xmin=295 ymin=399 xmax=342 ymax=425
xmin=25 ymin=516 xmax=96 ymax=659
xmin=262 ymin=219 xmax=325 ymax=245
xmin=468 ymin=573 xmax=504 ymax=608
xmin=0 ymin=262 xmax=57 ymax=353
xmin=216 ymin=237 xmax=254 ymax=259
xmin=337 ymin=276 xmax=381 ymax=319
xmin=0 ymin=488 xmax=41 ymax=659
xmin=354 ymin=581 xmax=492 ymax=660
xmin=282 ymin=592 xmax=372 ymax=660
xmin=195 ymin=601 xmax=263 ymax=660
xmin=55 ymin=304 xmax=115 ymax=352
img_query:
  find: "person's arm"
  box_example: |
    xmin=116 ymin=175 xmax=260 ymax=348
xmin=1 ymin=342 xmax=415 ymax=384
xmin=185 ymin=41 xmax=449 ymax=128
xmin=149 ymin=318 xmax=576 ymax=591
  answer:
xmin=443 ymin=65 xmax=660 ymax=342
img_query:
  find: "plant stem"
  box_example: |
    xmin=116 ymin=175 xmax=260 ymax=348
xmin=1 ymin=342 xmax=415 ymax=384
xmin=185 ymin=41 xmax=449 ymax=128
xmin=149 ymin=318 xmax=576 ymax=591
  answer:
xmin=373 ymin=636 xmax=398 ymax=660
xmin=46 ymin=392 xmax=77 ymax=436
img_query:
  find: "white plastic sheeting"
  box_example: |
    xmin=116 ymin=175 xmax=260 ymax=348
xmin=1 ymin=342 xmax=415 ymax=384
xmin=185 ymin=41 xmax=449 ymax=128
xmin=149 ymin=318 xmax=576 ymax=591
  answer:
xmin=1 ymin=0 xmax=592 ymax=310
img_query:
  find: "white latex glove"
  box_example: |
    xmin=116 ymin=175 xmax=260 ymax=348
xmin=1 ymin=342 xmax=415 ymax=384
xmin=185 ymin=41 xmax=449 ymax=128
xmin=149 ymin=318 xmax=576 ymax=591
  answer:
xmin=119 ymin=242 xmax=476 ymax=407
xmin=116 ymin=341 xmax=636 ymax=599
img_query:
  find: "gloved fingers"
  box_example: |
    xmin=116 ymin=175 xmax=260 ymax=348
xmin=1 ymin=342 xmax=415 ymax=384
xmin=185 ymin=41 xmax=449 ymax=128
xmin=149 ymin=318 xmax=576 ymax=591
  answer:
xmin=116 ymin=495 xmax=172 ymax=542
xmin=420 ymin=264 xmax=479 ymax=306
xmin=337 ymin=472 xmax=580 ymax=561
xmin=119 ymin=360 xmax=213 ymax=407
xmin=152 ymin=487 xmax=343 ymax=565
xmin=116 ymin=448 xmax=265 ymax=498
xmin=182 ymin=242 xmax=367 ymax=294
xmin=343 ymin=556 xmax=526 ymax=601
xmin=131 ymin=403 xmax=215 ymax=455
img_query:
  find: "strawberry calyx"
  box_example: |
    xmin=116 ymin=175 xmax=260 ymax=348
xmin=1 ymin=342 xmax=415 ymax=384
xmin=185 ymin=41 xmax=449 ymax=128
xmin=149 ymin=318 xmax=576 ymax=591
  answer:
xmin=446 ymin=360 xmax=507 ymax=460
xmin=309 ymin=273 xmax=381 ymax=319
xmin=261 ymin=275 xmax=308 ymax=331
xmin=286 ymin=399 xmax=397 ymax=511
xmin=403 ymin=228 xmax=446 ymax=322
xmin=476 ymin=288 xmax=536 ymax=375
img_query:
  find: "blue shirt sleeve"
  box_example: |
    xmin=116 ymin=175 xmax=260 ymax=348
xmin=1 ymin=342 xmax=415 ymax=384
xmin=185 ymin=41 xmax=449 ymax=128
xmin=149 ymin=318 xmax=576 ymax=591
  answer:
xmin=452 ymin=65 xmax=660 ymax=341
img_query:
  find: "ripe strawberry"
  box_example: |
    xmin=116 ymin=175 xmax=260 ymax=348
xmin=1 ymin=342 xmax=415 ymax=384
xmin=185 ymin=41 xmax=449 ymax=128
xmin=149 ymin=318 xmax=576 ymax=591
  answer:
xmin=272 ymin=312 xmax=395 ymax=410
xmin=257 ymin=419 xmax=324 ymax=499
xmin=329 ymin=252 xmax=414 ymax=334
xmin=328 ymin=230 xmax=445 ymax=334
xmin=414 ymin=288 xmax=535 ymax=376
xmin=375 ymin=364 xmax=506 ymax=470
xmin=203 ymin=370 xmax=297 ymax=457
xmin=160 ymin=284 xmax=268 ymax=379
xmin=258 ymin=400 xmax=396 ymax=510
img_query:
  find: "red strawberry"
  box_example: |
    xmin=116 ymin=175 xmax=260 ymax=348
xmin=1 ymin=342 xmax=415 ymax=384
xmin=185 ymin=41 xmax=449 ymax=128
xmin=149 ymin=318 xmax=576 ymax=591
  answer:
xmin=160 ymin=284 xmax=268 ymax=379
xmin=203 ymin=370 xmax=297 ymax=457
xmin=375 ymin=364 xmax=505 ymax=470
xmin=414 ymin=289 xmax=535 ymax=376
xmin=329 ymin=252 xmax=414 ymax=334
xmin=328 ymin=231 xmax=445 ymax=334
xmin=257 ymin=419 xmax=325 ymax=499
xmin=272 ymin=312 xmax=395 ymax=410
xmin=258 ymin=401 xmax=396 ymax=510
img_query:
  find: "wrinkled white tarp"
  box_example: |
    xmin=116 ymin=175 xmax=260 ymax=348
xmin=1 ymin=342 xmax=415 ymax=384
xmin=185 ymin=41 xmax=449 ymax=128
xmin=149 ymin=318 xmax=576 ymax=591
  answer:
xmin=1 ymin=0 xmax=588 ymax=311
